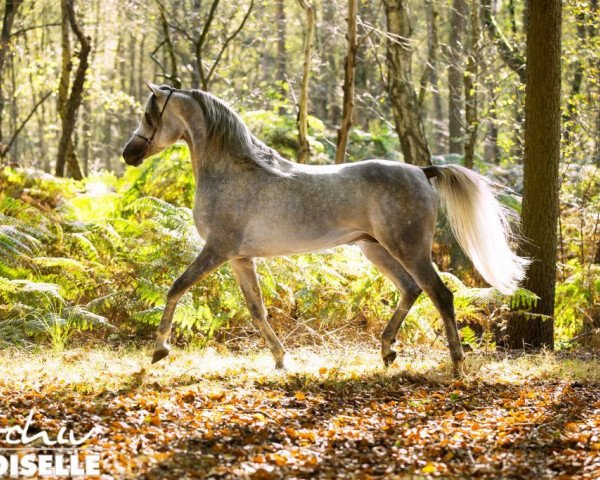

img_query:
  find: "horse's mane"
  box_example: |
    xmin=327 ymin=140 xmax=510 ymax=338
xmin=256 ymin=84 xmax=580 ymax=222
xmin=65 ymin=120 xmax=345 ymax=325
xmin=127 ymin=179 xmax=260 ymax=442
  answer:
xmin=190 ymin=90 xmax=289 ymax=176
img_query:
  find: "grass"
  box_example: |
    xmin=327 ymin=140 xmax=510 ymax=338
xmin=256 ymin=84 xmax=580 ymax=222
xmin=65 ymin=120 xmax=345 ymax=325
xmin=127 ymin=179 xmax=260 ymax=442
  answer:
xmin=2 ymin=343 xmax=599 ymax=395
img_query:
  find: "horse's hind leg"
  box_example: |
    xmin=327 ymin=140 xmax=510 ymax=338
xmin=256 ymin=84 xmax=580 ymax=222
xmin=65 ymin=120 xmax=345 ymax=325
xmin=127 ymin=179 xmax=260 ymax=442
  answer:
xmin=152 ymin=243 xmax=227 ymax=364
xmin=386 ymin=248 xmax=465 ymax=377
xmin=231 ymin=258 xmax=286 ymax=369
xmin=358 ymin=241 xmax=422 ymax=367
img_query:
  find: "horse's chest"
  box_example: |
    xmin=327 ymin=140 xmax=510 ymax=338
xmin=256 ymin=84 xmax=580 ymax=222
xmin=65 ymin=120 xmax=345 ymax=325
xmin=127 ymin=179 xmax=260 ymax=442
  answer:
xmin=192 ymin=196 xmax=211 ymax=239
xmin=192 ymin=190 xmax=235 ymax=239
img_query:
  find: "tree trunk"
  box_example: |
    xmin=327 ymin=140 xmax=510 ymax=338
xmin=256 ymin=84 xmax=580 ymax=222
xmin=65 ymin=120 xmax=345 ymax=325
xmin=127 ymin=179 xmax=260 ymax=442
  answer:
xmin=0 ymin=0 xmax=23 ymax=145
xmin=594 ymin=110 xmax=600 ymax=167
xmin=383 ymin=0 xmax=431 ymax=167
xmin=319 ymin=0 xmax=340 ymax=125
xmin=55 ymin=0 xmax=90 ymax=179
xmin=275 ymin=0 xmax=286 ymax=93
xmin=129 ymin=32 xmax=136 ymax=98
xmin=448 ymin=0 xmax=467 ymax=155
xmin=335 ymin=0 xmax=358 ymax=164
xmin=296 ymin=0 xmax=314 ymax=164
xmin=418 ymin=0 xmax=443 ymax=154
xmin=55 ymin=0 xmax=72 ymax=176
xmin=463 ymin=0 xmax=480 ymax=169
xmin=158 ymin=1 xmax=180 ymax=88
xmin=563 ymin=11 xmax=585 ymax=140
xmin=485 ymin=108 xmax=500 ymax=164
xmin=275 ymin=0 xmax=287 ymax=85
xmin=137 ymin=35 xmax=145 ymax=100
xmin=195 ymin=0 xmax=220 ymax=91
xmin=507 ymin=0 xmax=562 ymax=349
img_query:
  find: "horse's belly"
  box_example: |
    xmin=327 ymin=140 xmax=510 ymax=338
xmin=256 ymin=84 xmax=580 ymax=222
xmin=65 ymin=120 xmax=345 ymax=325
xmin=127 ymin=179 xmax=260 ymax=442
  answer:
xmin=237 ymin=228 xmax=366 ymax=257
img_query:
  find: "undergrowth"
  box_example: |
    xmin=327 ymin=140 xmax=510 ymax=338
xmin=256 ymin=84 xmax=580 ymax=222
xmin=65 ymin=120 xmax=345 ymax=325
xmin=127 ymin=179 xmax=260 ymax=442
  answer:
xmin=0 ymin=146 xmax=594 ymax=351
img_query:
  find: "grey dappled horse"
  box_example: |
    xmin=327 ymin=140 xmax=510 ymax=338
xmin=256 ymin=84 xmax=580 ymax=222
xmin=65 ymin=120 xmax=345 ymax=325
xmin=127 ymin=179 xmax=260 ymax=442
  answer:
xmin=122 ymin=82 xmax=528 ymax=377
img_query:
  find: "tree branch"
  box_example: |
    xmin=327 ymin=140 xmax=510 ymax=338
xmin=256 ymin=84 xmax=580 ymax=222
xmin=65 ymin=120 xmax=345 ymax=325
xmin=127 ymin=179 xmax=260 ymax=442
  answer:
xmin=205 ymin=0 xmax=254 ymax=86
xmin=482 ymin=0 xmax=525 ymax=83
xmin=1 ymin=90 xmax=52 ymax=158
xmin=195 ymin=0 xmax=221 ymax=88
xmin=10 ymin=22 xmax=61 ymax=38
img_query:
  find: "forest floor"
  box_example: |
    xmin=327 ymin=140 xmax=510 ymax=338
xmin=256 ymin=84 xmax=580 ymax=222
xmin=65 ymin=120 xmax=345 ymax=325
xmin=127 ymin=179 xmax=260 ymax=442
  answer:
xmin=1 ymin=345 xmax=599 ymax=479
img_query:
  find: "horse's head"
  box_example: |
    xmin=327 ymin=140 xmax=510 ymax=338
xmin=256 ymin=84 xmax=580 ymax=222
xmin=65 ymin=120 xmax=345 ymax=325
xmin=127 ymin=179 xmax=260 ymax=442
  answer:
xmin=122 ymin=81 xmax=182 ymax=166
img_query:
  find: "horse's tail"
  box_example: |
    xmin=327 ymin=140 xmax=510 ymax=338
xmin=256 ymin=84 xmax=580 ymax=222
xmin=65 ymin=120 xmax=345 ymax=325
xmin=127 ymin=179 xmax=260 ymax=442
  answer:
xmin=422 ymin=164 xmax=529 ymax=295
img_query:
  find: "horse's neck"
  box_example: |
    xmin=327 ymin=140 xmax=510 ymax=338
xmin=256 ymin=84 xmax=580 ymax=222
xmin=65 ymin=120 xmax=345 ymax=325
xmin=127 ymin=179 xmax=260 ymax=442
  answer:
xmin=182 ymin=114 xmax=292 ymax=181
xmin=187 ymin=139 xmax=253 ymax=184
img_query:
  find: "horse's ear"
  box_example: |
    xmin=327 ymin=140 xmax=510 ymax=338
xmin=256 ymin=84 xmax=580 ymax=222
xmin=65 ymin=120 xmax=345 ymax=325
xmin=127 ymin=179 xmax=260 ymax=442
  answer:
xmin=144 ymin=80 xmax=167 ymax=99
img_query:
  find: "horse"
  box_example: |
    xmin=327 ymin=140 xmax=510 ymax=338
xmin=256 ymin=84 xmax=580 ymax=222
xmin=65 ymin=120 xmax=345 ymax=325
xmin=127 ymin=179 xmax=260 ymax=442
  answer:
xmin=122 ymin=82 xmax=528 ymax=377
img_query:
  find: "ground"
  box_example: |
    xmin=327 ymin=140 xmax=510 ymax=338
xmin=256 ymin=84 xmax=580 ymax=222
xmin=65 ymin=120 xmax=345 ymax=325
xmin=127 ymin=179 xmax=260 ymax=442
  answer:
xmin=1 ymin=345 xmax=599 ymax=479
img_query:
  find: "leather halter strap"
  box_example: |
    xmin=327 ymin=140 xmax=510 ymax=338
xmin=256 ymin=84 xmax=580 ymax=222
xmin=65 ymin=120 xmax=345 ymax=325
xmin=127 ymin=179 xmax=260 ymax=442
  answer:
xmin=135 ymin=87 xmax=174 ymax=146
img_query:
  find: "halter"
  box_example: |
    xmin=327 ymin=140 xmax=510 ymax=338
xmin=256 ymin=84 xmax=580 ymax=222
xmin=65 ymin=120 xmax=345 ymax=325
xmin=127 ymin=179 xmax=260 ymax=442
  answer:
xmin=134 ymin=87 xmax=174 ymax=151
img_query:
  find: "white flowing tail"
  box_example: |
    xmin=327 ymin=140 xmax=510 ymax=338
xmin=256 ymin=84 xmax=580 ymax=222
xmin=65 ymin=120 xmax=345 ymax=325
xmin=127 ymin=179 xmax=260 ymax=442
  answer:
xmin=424 ymin=164 xmax=529 ymax=295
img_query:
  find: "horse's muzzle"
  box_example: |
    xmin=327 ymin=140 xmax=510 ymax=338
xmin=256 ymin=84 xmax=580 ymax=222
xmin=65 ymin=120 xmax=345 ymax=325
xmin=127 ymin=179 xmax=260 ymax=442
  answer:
xmin=122 ymin=142 xmax=145 ymax=166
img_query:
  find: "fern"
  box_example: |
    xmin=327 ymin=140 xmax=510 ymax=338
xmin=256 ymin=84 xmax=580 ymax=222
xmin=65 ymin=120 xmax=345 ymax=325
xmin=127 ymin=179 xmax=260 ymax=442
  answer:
xmin=460 ymin=326 xmax=478 ymax=348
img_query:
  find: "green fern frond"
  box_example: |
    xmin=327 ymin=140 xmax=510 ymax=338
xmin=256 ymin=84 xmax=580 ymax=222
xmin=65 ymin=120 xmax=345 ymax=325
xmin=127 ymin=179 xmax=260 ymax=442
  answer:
xmin=509 ymin=288 xmax=539 ymax=310
xmin=0 ymin=224 xmax=41 ymax=257
xmin=130 ymin=306 xmax=164 ymax=326
xmin=32 ymin=256 xmax=88 ymax=274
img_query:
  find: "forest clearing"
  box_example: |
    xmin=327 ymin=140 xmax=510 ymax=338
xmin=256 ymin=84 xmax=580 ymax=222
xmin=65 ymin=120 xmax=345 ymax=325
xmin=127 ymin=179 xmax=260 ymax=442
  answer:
xmin=2 ymin=346 xmax=599 ymax=479
xmin=1 ymin=0 xmax=599 ymax=478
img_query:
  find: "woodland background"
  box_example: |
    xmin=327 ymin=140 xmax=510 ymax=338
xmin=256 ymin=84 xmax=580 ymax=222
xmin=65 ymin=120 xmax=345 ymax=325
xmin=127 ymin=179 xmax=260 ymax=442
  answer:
xmin=0 ymin=1 xmax=600 ymax=478
xmin=0 ymin=0 xmax=598 ymax=354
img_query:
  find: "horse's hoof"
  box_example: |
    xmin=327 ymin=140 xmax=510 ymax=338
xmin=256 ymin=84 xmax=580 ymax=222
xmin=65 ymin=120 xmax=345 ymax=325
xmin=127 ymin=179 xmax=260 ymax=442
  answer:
xmin=383 ymin=350 xmax=397 ymax=368
xmin=151 ymin=348 xmax=169 ymax=364
xmin=275 ymin=359 xmax=285 ymax=370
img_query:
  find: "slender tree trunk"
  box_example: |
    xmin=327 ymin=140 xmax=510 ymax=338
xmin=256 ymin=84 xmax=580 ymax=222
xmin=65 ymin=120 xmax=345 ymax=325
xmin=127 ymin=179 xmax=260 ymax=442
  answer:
xmin=55 ymin=0 xmax=90 ymax=179
xmin=0 ymin=0 xmax=23 ymax=145
xmin=8 ymin=52 xmax=16 ymax=160
xmin=508 ymin=0 xmax=517 ymax=34
xmin=275 ymin=0 xmax=287 ymax=115
xmin=383 ymin=0 xmax=431 ymax=167
xmin=275 ymin=0 xmax=286 ymax=87
xmin=563 ymin=11 xmax=585 ymax=140
xmin=158 ymin=1 xmax=180 ymax=88
xmin=594 ymin=111 xmax=600 ymax=167
xmin=463 ymin=0 xmax=480 ymax=169
xmin=448 ymin=0 xmax=467 ymax=155
xmin=275 ymin=0 xmax=287 ymax=116
xmin=592 ymin=0 xmax=600 ymax=166
xmin=55 ymin=0 xmax=72 ymax=176
xmin=137 ymin=36 xmax=145 ymax=100
xmin=335 ymin=0 xmax=358 ymax=164
xmin=481 ymin=0 xmax=526 ymax=162
xmin=129 ymin=32 xmax=136 ymax=97
xmin=485 ymin=106 xmax=500 ymax=164
xmin=319 ymin=0 xmax=340 ymax=125
xmin=418 ymin=0 xmax=443 ymax=154
xmin=296 ymin=0 xmax=315 ymax=164
xmin=507 ymin=0 xmax=562 ymax=349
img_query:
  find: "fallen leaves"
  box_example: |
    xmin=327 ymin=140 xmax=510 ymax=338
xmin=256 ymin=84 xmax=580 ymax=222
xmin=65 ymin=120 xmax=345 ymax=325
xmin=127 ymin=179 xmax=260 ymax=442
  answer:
xmin=0 ymin=348 xmax=599 ymax=479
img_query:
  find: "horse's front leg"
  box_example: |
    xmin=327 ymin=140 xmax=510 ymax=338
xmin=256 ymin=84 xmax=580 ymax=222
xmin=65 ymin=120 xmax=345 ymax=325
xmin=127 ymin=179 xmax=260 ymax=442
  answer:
xmin=152 ymin=243 xmax=227 ymax=364
xmin=231 ymin=258 xmax=286 ymax=369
